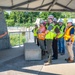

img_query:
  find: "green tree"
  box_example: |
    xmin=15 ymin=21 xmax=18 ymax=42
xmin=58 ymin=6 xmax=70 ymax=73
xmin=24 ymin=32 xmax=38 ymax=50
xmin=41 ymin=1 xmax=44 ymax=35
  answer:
xmin=4 ymin=11 xmax=9 ymax=19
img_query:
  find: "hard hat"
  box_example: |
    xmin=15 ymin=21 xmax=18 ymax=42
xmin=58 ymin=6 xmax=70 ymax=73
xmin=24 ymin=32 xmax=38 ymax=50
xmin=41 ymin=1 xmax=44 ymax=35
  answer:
xmin=53 ymin=18 xmax=57 ymax=22
xmin=58 ymin=19 xmax=63 ymax=23
xmin=40 ymin=20 xmax=46 ymax=25
xmin=67 ymin=18 xmax=73 ymax=23
xmin=48 ymin=15 xmax=54 ymax=19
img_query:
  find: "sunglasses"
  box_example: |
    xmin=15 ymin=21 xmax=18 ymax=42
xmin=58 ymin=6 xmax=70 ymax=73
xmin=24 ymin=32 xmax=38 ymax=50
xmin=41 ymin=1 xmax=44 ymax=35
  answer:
xmin=67 ymin=22 xmax=72 ymax=24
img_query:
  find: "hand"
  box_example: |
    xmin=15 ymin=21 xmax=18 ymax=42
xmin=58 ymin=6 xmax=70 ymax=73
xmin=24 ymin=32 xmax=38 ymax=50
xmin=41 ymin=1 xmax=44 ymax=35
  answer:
xmin=68 ymin=42 xmax=72 ymax=45
xmin=55 ymin=36 xmax=58 ymax=39
xmin=45 ymin=30 xmax=49 ymax=34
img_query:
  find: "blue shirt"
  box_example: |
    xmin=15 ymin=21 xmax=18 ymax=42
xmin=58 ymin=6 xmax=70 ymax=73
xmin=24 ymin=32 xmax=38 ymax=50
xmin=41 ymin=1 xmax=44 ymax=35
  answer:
xmin=70 ymin=27 xmax=74 ymax=34
xmin=48 ymin=23 xmax=54 ymax=31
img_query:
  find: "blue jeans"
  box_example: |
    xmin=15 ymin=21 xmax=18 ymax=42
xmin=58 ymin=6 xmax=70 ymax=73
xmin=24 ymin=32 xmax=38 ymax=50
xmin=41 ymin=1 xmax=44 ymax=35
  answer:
xmin=58 ymin=38 xmax=65 ymax=54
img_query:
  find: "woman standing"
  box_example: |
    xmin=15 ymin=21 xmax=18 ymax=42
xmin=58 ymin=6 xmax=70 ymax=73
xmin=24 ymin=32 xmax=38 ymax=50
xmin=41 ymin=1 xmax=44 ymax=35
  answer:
xmin=38 ymin=20 xmax=46 ymax=56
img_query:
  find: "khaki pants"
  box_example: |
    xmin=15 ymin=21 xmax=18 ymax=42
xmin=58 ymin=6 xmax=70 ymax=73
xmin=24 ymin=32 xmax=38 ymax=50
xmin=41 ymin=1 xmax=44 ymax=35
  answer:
xmin=66 ymin=42 xmax=74 ymax=60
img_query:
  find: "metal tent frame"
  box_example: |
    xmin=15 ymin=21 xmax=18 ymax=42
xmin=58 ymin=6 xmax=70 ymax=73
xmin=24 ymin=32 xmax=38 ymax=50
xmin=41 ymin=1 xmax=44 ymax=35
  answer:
xmin=0 ymin=0 xmax=74 ymax=12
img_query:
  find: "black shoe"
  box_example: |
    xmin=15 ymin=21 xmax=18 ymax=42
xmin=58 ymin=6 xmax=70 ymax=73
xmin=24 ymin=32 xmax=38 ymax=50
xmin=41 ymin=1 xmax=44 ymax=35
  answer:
xmin=52 ymin=55 xmax=54 ymax=57
xmin=52 ymin=58 xmax=58 ymax=60
xmin=45 ymin=51 xmax=48 ymax=54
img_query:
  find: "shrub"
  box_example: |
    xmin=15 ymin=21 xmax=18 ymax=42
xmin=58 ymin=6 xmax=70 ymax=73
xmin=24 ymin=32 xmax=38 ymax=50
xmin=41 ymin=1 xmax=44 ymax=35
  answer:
xmin=6 ymin=19 xmax=15 ymax=26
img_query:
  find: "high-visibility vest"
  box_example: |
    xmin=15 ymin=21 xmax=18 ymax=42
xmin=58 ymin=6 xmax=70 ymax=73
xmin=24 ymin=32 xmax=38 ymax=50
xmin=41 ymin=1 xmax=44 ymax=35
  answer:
xmin=64 ymin=26 xmax=74 ymax=42
xmin=38 ymin=33 xmax=45 ymax=40
xmin=57 ymin=25 xmax=65 ymax=38
xmin=45 ymin=23 xmax=56 ymax=40
xmin=33 ymin=28 xmax=38 ymax=36
xmin=38 ymin=27 xmax=46 ymax=40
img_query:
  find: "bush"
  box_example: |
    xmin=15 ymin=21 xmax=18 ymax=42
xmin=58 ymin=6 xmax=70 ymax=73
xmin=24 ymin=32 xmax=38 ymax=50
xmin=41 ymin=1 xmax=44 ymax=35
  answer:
xmin=24 ymin=22 xmax=35 ymax=28
xmin=6 ymin=19 xmax=15 ymax=26
xmin=9 ymin=33 xmax=26 ymax=46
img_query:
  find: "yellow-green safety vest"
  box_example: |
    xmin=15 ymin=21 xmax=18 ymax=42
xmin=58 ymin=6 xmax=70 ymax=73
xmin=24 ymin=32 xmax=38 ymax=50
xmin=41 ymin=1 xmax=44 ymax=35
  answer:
xmin=33 ymin=28 xmax=38 ymax=36
xmin=45 ymin=23 xmax=56 ymax=40
xmin=57 ymin=25 xmax=65 ymax=38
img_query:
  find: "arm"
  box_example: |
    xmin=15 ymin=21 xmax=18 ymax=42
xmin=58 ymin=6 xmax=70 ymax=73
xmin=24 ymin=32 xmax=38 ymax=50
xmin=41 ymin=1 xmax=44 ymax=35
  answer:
xmin=45 ymin=25 xmax=52 ymax=34
xmin=0 ymin=32 xmax=8 ymax=38
xmin=70 ymin=27 xmax=74 ymax=42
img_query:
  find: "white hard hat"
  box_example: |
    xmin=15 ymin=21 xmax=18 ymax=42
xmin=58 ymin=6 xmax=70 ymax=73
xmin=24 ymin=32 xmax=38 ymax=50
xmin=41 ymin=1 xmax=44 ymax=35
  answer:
xmin=67 ymin=18 xmax=73 ymax=23
xmin=53 ymin=18 xmax=57 ymax=22
xmin=58 ymin=19 xmax=63 ymax=23
xmin=48 ymin=15 xmax=54 ymax=19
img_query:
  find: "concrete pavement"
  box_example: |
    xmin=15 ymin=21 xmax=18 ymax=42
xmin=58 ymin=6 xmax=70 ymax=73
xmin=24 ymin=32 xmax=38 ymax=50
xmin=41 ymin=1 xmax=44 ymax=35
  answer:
xmin=0 ymin=47 xmax=75 ymax=75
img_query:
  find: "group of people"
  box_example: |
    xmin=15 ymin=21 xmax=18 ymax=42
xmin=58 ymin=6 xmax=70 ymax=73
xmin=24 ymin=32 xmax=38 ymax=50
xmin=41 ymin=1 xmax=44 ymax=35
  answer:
xmin=32 ymin=15 xmax=74 ymax=65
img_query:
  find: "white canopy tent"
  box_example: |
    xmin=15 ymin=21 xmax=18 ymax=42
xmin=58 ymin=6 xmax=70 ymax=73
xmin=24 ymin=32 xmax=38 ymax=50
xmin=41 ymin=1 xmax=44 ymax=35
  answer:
xmin=0 ymin=0 xmax=75 ymax=12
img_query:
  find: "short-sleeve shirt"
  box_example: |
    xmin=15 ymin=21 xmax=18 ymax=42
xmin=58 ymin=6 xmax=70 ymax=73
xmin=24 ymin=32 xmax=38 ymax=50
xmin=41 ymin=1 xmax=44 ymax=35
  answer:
xmin=70 ymin=26 xmax=74 ymax=34
xmin=48 ymin=23 xmax=54 ymax=31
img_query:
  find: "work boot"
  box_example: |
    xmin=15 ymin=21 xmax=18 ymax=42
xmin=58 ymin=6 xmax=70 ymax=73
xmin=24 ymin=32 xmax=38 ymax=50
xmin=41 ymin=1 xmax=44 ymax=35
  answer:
xmin=67 ymin=59 xmax=74 ymax=63
xmin=65 ymin=57 xmax=70 ymax=61
xmin=45 ymin=51 xmax=48 ymax=54
xmin=52 ymin=57 xmax=58 ymax=60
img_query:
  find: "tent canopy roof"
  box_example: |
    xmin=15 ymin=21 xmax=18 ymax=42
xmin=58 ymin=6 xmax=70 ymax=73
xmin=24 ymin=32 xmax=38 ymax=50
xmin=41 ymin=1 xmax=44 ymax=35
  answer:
xmin=0 ymin=0 xmax=75 ymax=12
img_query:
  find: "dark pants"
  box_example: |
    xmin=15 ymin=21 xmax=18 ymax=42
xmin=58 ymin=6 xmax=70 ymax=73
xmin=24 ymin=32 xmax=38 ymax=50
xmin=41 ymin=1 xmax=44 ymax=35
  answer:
xmin=37 ymin=38 xmax=39 ymax=46
xmin=44 ymin=39 xmax=46 ymax=49
xmin=46 ymin=39 xmax=53 ymax=63
xmin=39 ymin=39 xmax=45 ymax=51
xmin=34 ymin=36 xmax=39 ymax=46
xmin=52 ymin=39 xmax=58 ymax=59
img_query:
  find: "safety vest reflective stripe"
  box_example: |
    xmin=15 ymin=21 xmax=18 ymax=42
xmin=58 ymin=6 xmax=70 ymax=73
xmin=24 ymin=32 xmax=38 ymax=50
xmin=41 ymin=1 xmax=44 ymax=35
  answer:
xmin=64 ymin=26 xmax=74 ymax=42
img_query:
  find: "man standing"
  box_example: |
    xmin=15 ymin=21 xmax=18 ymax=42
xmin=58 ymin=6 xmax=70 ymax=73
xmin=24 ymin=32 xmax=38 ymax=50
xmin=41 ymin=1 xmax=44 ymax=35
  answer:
xmin=52 ymin=18 xmax=60 ymax=60
xmin=44 ymin=15 xmax=55 ymax=65
xmin=58 ymin=19 xmax=65 ymax=55
xmin=64 ymin=19 xmax=74 ymax=63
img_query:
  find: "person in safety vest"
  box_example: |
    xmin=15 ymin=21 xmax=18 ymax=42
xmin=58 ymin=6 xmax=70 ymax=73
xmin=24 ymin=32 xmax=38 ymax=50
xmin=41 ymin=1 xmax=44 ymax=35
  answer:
xmin=52 ymin=18 xmax=60 ymax=60
xmin=64 ymin=18 xmax=74 ymax=63
xmin=38 ymin=20 xmax=46 ymax=56
xmin=32 ymin=25 xmax=39 ymax=46
xmin=44 ymin=15 xmax=55 ymax=65
xmin=58 ymin=19 xmax=65 ymax=55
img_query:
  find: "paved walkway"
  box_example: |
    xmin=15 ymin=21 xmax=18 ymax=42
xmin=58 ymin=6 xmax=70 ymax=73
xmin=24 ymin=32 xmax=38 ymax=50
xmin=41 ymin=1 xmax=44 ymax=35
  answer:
xmin=0 ymin=51 xmax=75 ymax=75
